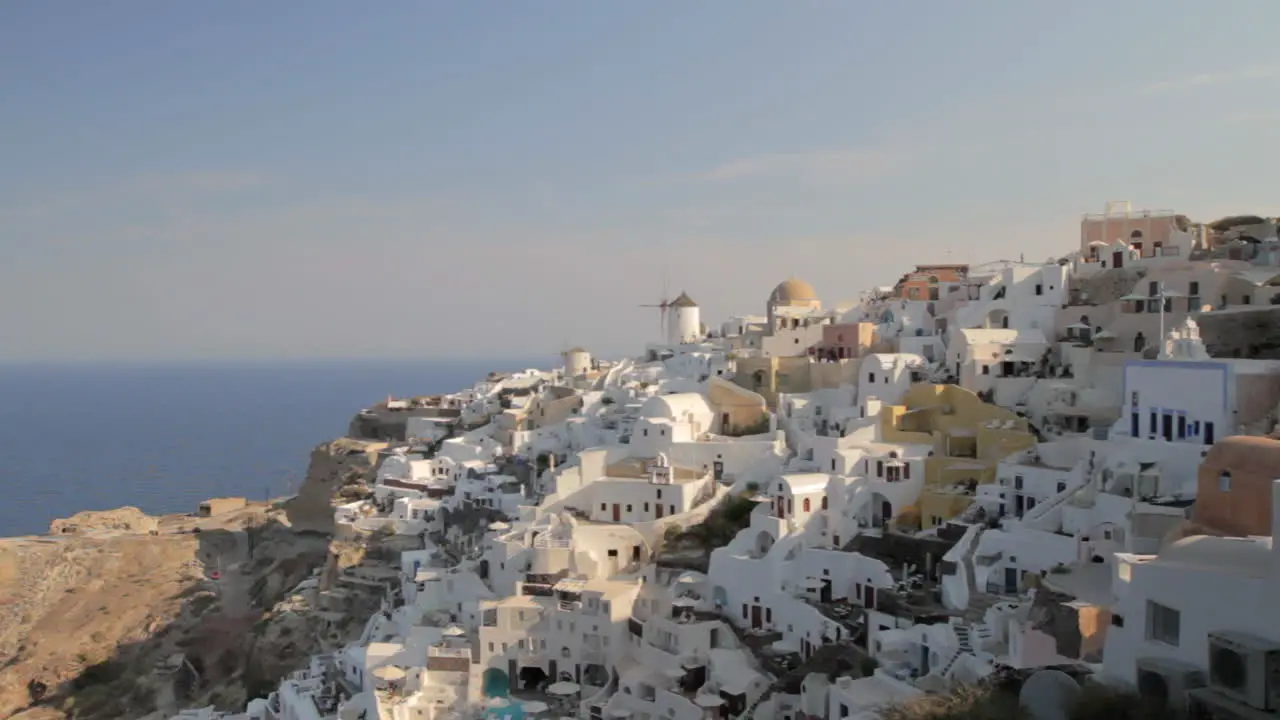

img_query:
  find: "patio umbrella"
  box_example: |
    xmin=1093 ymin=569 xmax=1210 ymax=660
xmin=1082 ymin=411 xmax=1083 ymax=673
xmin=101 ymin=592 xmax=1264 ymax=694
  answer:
xmin=522 ymin=700 xmax=550 ymax=713
xmin=547 ymin=681 xmax=581 ymax=696
xmin=695 ymin=695 xmax=726 ymax=708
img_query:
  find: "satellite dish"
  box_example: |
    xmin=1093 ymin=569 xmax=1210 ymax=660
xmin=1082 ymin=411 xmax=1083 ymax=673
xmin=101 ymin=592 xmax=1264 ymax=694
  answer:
xmin=1019 ymin=669 xmax=1081 ymax=720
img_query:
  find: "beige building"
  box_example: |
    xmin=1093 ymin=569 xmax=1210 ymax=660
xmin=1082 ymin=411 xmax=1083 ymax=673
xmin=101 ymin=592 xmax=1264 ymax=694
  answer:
xmin=706 ymin=376 xmax=770 ymax=436
xmin=1055 ymin=262 xmax=1255 ymax=354
xmin=731 ymin=355 xmax=856 ymax=408
xmin=880 ymin=384 xmax=1037 ymax=529
xmin=1079 ymin=201 xmax=1190 ymax=264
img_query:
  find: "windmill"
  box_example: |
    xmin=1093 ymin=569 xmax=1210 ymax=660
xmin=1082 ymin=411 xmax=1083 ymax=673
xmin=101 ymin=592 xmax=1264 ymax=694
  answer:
xmin=639 ymin=270 xmax=672 ymax=340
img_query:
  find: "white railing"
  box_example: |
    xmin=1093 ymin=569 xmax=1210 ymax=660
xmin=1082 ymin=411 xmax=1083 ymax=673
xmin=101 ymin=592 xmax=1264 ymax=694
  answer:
xmin=534 ymin=533 xmax=572 ymax=549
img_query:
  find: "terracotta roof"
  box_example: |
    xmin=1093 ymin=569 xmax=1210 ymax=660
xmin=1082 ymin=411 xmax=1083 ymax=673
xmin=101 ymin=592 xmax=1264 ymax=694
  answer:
xmin=1201 ymin=435 xmax=1280 ymax=476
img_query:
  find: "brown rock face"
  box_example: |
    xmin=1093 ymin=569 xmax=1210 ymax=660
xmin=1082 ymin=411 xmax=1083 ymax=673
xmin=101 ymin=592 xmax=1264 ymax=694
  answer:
xmin=1 ymin=438 xmax=390 ymax=719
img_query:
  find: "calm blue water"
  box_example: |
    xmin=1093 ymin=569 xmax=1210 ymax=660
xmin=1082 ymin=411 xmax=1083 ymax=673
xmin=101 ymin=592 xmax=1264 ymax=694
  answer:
xmin=0 ymin=358 xmax=549 ymax=537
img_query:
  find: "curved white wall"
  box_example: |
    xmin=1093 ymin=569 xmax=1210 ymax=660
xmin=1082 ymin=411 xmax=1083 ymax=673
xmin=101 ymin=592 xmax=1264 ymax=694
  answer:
xmin=671 ymin=306 xmax=701 ymax=345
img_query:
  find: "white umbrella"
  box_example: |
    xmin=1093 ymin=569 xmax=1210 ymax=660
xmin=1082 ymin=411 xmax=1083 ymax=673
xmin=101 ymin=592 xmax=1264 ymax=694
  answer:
xmin=522 ymin=700 xmax=550 ymax=713
xmin=489 ymin=521 xmax=510 ymax=530
xmin=547 ymin=681 xmax=581 ymax=696
xmin=373 ymin=665 xmax=405 ymax=682
xmin=672 ymin=596 xmax=697 ymax=607
xmin=443 ymin=624 xmax=466 ymax=637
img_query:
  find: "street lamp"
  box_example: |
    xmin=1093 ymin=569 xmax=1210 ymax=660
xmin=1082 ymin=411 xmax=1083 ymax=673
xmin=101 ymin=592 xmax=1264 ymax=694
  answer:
xmin=1151 ymin=282 xmax=1183 ymax=357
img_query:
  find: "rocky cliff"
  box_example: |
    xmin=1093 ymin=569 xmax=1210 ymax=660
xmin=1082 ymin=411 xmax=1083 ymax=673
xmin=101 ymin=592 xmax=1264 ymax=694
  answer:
xmin=0 ymin=436 xmax=392 ymax=720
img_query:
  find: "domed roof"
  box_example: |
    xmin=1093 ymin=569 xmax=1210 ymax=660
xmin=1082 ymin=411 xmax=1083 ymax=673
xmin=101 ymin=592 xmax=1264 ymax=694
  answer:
xmin=769 ymin=277 xmax=819 ymax=306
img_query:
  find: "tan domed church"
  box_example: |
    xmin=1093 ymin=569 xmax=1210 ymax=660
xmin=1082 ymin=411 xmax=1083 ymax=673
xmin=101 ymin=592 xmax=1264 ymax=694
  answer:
xmin=762 ymin=276 xmax=833 ymax=358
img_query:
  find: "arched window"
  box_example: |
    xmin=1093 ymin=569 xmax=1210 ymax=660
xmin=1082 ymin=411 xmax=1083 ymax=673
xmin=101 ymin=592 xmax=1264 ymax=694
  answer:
xmin=1219 ymin=471 xmax=1232 ymax=492
xmin=1130 ymin=230 xmax=1144 ymax=239
xmin=803 ymin=498 xmax=811 ymax=512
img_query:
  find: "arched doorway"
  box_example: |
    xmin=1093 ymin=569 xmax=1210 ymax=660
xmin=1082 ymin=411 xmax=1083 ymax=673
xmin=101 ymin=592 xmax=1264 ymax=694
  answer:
xmin=518 ymin=665 xmax=548 ymax=690
xmin=753 ymin=530 xmax=775 ymax=557
xmin=482 ymin=667 xmax=510 ymax=698
xmin=870 ymin=492 xmax=892 ymax=529
xmin=582 ymin=664 xmax=610 ymax=688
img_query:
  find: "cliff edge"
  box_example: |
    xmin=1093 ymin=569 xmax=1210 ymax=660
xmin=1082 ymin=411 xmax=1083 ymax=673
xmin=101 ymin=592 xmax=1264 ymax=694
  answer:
xmin=0 ymin=436 xmax=390 ymax=720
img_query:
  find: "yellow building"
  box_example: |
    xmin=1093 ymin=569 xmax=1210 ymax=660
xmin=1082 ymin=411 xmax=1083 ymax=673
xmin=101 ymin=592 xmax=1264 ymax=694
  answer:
xmin=731 ymin=355 xmax=856 ymax=408
xmin=880 ymin=383 xmax=1036 ymax=529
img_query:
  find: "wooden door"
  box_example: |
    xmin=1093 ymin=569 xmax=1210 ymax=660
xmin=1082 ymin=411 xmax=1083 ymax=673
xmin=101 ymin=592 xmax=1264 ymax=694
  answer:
xmin=750 ymin=605 xmax=763 ymax=629
xmin=655 ymin=504 xmax=664 ymax=519
xmin=612 ymin=504 xmax=620 ymax=522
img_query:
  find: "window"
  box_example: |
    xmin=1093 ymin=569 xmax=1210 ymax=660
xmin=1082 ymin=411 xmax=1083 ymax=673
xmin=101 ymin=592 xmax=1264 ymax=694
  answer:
xmin=869 ymin=373 xmax=876 ymax=383
xmin=626 ymin=504 xmax=632 ymax=512
xmin=656 ymin=489 xmax=662 ymax=499
xmin=821 ymin=496 xmax=828 ymax=510
xmin=1014 ymin=475 xmax=1024 ymax=490
xmin=904 ymin=462 xmax=911 ymax=480
xmin=1219 ymin=471 xmax=1232 ymax=492
xmin=644 ymin=502 xmax=649 ymax=511
xmin=1147 ymin=601 xmax=1180 ymax=646
xmin=876 ymin=461 xmax=884 ymax=477
xmin=803 ymin=498 xmax=811 ymax=512
xmin=981 ymin=365 xmax=990 ymax=375
xmin=608 ymin=549 xmax=618 ymax=558
xmin=600 ymin=503 xmax=607 ymax=511
xmin=1057 ymin=482 xmax=1067 ymax=494
xmin=1111 ymin=614 xmax=1125 ymax=628
xmin=1035 ymin=283 xmax=1043 ymax=296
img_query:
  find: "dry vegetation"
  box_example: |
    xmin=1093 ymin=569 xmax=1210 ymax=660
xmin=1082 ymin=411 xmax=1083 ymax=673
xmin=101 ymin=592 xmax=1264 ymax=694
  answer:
xmin=879 ymin=681 xmax=1166 ymax=720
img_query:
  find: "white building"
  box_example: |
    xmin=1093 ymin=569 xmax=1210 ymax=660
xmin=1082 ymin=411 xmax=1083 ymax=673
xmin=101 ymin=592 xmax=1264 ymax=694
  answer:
xmin=856 ymin=353 xmax=927 ymax=408
xmin=1113 ymin=358 xmax=1234 ymax=447
xmin=1101 ymin=480 xmax=1280 ymax=719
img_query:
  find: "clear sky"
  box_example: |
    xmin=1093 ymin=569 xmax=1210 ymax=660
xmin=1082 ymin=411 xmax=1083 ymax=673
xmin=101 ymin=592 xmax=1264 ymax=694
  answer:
xmin=3 ymin=1 xmax=1279 ymax=361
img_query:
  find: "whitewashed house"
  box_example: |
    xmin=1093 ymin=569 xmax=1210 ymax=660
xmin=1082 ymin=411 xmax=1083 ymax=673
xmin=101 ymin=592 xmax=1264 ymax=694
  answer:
xmin=1101 ymin=480 xmax=1280 ymax=719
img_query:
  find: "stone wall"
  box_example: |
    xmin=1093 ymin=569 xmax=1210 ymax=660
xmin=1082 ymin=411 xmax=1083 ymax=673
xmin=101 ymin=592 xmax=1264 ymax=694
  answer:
xmin=1198 ymin=306 xmax=1280 ymax=358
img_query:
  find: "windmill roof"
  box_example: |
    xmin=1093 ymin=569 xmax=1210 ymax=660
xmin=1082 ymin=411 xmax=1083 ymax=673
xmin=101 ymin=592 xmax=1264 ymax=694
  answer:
xmin=670 ymin=292 xmax=698 ymax=308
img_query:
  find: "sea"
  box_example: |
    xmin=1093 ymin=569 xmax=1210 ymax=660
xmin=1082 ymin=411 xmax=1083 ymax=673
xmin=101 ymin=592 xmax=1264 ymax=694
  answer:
xmin=0 ymin=358 xmax=550 ymax=537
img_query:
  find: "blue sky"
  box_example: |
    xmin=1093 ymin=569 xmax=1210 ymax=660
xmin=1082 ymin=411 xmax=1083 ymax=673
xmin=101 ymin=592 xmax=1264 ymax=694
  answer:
xmin=2 ymin=1 xmax=1279 ymax=360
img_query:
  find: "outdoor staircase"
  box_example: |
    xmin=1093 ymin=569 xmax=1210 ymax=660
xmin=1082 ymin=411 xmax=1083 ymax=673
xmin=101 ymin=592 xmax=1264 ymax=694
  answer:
xmin=735 ymin=688 xmax=772 ymax=720
xmin=936 ymin=621 xmax=992 ymax=679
